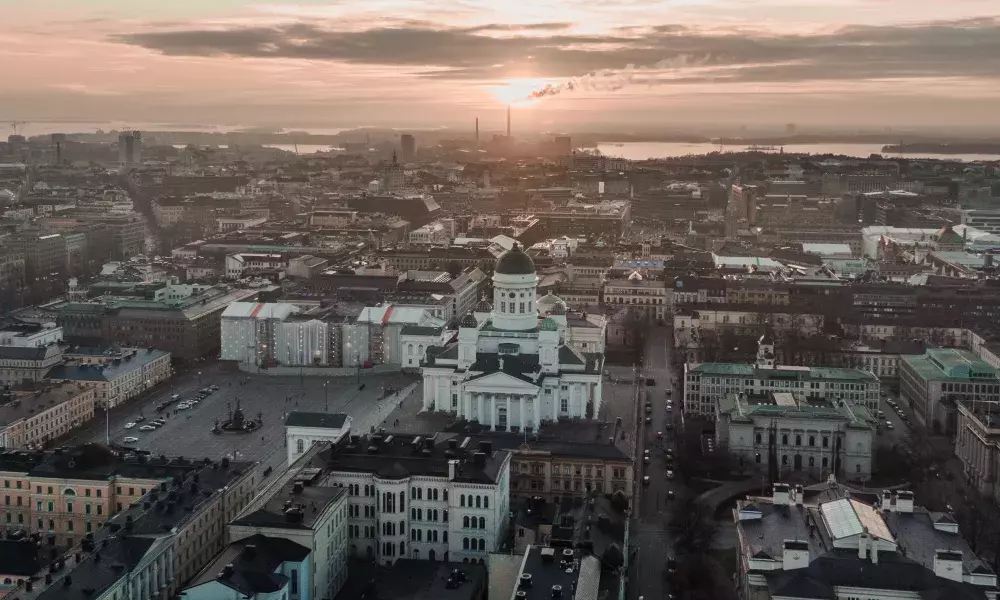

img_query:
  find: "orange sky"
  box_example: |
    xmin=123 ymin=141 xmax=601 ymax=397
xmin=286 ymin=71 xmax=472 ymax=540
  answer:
xmin=2 ymin=1 xmax=1000 ymax=131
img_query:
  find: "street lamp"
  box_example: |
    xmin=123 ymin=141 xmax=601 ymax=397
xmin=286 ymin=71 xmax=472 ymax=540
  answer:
xmin=324 ymin=381 xmax=329 ymax=413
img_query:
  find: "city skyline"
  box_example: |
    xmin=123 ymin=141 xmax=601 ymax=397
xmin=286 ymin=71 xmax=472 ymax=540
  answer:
xmin=3 ymin=1 xmax=1000 ymax=130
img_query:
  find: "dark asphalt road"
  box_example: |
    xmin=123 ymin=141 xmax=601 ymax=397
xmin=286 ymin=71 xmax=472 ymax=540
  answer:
xmin=630 ymin=326 xmax=680 ymax=600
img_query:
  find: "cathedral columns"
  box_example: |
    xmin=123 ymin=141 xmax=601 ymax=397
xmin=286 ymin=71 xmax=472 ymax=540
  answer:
xmin=506 ymin=395 xmax=512 ymax=432
xmin=464 ymin=393 xmax=472 ymax=421
xmin=593 ymin=383 xmax=602 ymax=418
xmin=519 ymin=396 xmax=525 ymax=431
xmin=422 ymin=377 xmax=431 ymax=410
xmin=478 ymin=393 xmax=484 ymax=424
xmin=533 ymin=393 xmax=541 ymax=430
xmin=490 ymin=395 xmax=497 ymax=430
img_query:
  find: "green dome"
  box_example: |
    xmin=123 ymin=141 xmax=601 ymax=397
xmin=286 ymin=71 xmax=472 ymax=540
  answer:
xmin=540 ymin=317 xmax=559 ymax=331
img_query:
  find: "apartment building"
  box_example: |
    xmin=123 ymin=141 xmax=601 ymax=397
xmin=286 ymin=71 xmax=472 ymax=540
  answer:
xmin=501 ymin=436 xmax=633 ymax=501
xmin=684 ymin=336 xmax=881 ymax=417
xmin=0 ymin=345 xmax=64 ymax=386
xmin=45 ymin=348 xmax=172 ymax=409
xmin=603 ymin=277 xmax=668 ymax=322
xmin=955 ymin=401 xmax=1000 ymax=500
xmin=0 ymin=383 xmax=95 ymax=450
xmin=10 ymin=456 xmax=258 ymax=600
xmin=899 ymin=348 xmax=1000 ymax=433
xmin=734 ymin=481 xmax=997 ymax=600
xmin=229 ymin=450 xmax=349 ymax=600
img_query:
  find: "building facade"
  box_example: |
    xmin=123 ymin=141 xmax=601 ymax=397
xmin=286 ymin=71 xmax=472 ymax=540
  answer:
xmin=684 ymin=334 xmax=881 ymax=417
xmin=900 ymin=348 xmax=1000 ymax=433
xmin=45 ymin=348 xmax=172 ymax=409
xmin=0 ymin=383 xmax=95 ymax=450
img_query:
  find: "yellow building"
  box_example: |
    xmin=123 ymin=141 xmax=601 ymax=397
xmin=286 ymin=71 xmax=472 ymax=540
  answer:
xmin=0 ymin=383 xmax=95 ymax=450
xmin=507 ymin=440 xmax=634 ymax=502
xmin=0 ymin=445 xmax=209 ymax=549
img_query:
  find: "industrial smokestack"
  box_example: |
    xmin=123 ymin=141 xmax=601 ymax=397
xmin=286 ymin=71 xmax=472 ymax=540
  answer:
xmin=475 ymin=118 xmax=479 ymax=146
xmin=506 ymin=105 xmax=511 ymax=139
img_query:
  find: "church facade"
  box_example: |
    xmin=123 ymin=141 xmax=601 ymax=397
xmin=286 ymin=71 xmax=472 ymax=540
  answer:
xmin=420 ymin=245 xmax=605 ymax=431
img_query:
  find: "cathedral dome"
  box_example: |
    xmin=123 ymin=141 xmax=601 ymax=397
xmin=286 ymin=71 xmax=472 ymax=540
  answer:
xmin=540 ymin=317 xmax=559 ymax=331
xmin=460 ymin=313 xmax=479 ymax=328
xmin=537 ymin=291 xmax=568 ymax=315
xmin=474 ymin=299 xmax=493 ymax=313
xmin=494 ymin=243 xmax=535 ymax=275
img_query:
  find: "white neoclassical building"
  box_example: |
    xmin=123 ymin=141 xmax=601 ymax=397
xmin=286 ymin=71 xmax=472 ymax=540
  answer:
xmin=420 ymin=244 xmax=605 ymax=431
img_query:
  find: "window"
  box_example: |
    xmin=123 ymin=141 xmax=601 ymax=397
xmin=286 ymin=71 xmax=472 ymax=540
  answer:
xmin=483 ymin=497 xmax=489 ymax=509
xmin=809 ymin=457 xmax=815 ymax=467
xmin=460 ymin=495 xmax=465 ymax=507
xmin=478 ymin=516 xmax=485 ymax=529
xmin=478 ymin=539 xmax=486 ymax=551
xmin=463 ymin=537 xmax=469 ymax=550
xmin=463 ymin=516 xmax=470 ymax=527
xmin=475 ymin=496 xmax=481 ymax=509
xmin=822 ymin=457 xmax=829 ymax=467
xmin=291 ymin=570 xmax=298 ymax=594
xmin=443 ymin=510 xmax=448 ymax=522
xmin=794 ymin=435 xmax=801 ymax=446
xmin=755 ymin=454 xmax=761 ymax=464
xmin=296 ymin=439 xmax=304 ymax=454
xmin=781 ymin=455 xmax=788 ymax=466
xmin=781 ymin=434 xmax=788 ymax=445
xmin=560 ymin=398 xmax=568 ymax=412
xmin=808 ymin=436 xmax=815 ymax=447
xmin=822 ymin=436 xmax=829 ymax=448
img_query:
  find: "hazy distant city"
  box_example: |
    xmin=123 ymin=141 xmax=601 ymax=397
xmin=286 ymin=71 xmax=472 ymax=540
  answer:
xmin=2 ymin=2 xmax=1000 ymax=600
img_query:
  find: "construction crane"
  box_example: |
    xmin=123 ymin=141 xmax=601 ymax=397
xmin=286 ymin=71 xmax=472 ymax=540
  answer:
xmin=9 ymin=121 xmax=26 ymax=136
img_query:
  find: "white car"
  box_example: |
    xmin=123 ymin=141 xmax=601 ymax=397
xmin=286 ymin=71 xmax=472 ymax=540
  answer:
xmin=666 ymin=470 xmax=675 ymax=479
xmin=124 ymin=422 xmax=136 ymax=429
xmin=122 ymin=437 xmax=139 ymax=444
xmin=175 ymin=403 xmax=190 ymax=411
xmin=138 ymin=425 xmax=156 ymax=432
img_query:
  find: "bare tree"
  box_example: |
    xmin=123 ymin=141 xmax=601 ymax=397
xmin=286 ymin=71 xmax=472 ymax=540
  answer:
xmin=667 ymin=496 xmax=719 ymax=556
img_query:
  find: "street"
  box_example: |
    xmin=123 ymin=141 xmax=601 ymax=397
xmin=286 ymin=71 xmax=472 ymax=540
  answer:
xmin=630 ymin=326 xmax=680 ymax=600
xmin=60 ymin=362 xmax=419 ymax=467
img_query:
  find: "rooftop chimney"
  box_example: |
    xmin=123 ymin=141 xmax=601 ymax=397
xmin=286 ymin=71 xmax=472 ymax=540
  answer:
xmin=934 ymin=550 xmax=964 ymax=582
xmin=895 ymin=490 xmax=914 ymax=513
xmin=782 ymin=540 xmax=809 ymax=571
xmin=858 ymin=529 xmax=869 ymax=560
xmin=448 ymin=459 xmax=458 ymax=481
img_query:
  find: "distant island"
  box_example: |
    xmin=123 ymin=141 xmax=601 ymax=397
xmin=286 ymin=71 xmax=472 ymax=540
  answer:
xmin=881 ymin=142 xmax=1000 ymax=155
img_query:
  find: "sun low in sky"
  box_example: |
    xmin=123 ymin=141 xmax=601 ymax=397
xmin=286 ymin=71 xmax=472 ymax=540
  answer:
xmin=3 ymin=0 xmax=1000 ymax=130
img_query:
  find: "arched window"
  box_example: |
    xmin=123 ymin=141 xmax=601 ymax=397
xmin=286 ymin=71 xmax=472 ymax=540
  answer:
xmin=478 ymin=539 xmax=486 ymax=551
xmin=411 ymin=529 xmax=417 ymax=541
xmin=444 ymin=490 xmax=448 ymax=502
xmin=809 ymin=456 xmax=815 ymax=467
xmin=475 ymin=496 xmax=481 ymax=509
xmin=63 ymin=488 xmax=76 ymax=496
xmin=795 ymin=435 xmax=802 ymax=446
xmin=443 ymin=510 xmax=448 ymax=522
xmin=296 ymin=439 xmax=305 ymax=454
xmin=399 ymin=520 xmax=404 ymax=533
xmin=443 ymin=531 xmax=448 ymax=542
xmin=781 ymin=434 xmax=788 ymax=445
xmin=460 ymin=495 xmax=466 ymax=507
xmin=822 ymin=457 xmax=829 ymax=467
xmin=411 ymin=488 xmax=416 ymax=499
xmin=408 ymin=344 xmax=414 ymax=354
xmin=463 ymin=516 xmax=470 ymax=527
xmin=483 ymin=496 xmax=489 ymax=509
xmin=781 ymin=455 xmax=788 ymax=465
xmin=417 ymin=488 xmax=423 ymax=500
xmin=478 ymin=516 xmax=485 ymax=529
xmin=463 ymin=537 xmax=469 ymax=550
xmin=417 ymin=508 xmax=422 ymax=520
xmin=399 ymin=491 xmax=405 ymax=508
xmin=808 ymin=436 xmax=816 ymax=447
xmin=411 ymin=508 xmax=417 ymax=519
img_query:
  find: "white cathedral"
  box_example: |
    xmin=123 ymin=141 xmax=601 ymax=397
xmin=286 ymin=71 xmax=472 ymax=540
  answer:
xmin=420 ymin=244 xmax=606 ymax=431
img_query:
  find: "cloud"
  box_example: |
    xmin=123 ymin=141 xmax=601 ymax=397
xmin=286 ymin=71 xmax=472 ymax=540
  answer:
xmin=111 ymin=17 xmax=1000 ymax=87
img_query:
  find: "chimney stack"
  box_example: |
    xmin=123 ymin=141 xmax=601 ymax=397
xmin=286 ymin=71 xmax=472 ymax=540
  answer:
xmin=448 ymin=459 xmax=458 ymax=481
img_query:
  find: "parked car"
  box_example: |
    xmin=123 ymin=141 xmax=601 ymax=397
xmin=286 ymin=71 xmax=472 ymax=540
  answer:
xmin=122 ymin=437 xmax=139 ymax=444
xmin=667 ymin=490 xmax=675 ymax=500
xmin=171 ymin=394 xmax=181 ymax=401
xmin=148 ymin=422 xmax=163 ymax=428
xmin=210 ymin=384 xmax=219 ymax=391
xmin=645 ymin=403 xmax=652 ymax=413
xmin=642 ymin=476 xmax=650 ymax=486
xmin=176 ymin=403 xmax=190 ymax=411
xmin=124 ymin=422 xmax=136 ymax=429
xmin=666 ymin=470 xmax=675 ymax=479
xmin=643 ymin=455 xmax=650 ymax=464
xmin=138 ymin=425 xmax=156 ymax=432
xmin=656 ymin=431 xmax=664 ymax=439
xmin=885 ymin=421 xmax=894 ymax=430
xmin=134 ymin=416 xmax=145 ymax=422
xmin=645 ymin=417 xmax=651 ymax=425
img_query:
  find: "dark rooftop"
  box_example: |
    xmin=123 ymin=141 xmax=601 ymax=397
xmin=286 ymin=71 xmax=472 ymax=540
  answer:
xmin=284 ymin=412 xmax=349 ymax=430
xmin=231 ymin=472 xmax=347 ymax=531
xmin=334 ymin=559 xmax=486 ymax=600
xmin=319 ymin=432 xmax=510 ymax=485
xmin=186 ymin=534 xmax=310 ymax=597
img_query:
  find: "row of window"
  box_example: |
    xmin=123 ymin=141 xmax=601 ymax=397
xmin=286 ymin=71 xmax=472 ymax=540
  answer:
xmin=410 ymin=508 xmax=446 ymax=522
xmin=462 ymin=515 xmax=486 ymax=529
xmin=410 ymin=487 xmax=444 ymax=502
xmin=754 ymin=433 xmax=831 ymax=448
xmin=458 ymin=494 xmax=489 ymax=509
xmin=410 ymin=528 xmax=445 ymax=543
xmin=462 ymin=538 xmax=487 ymax=551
